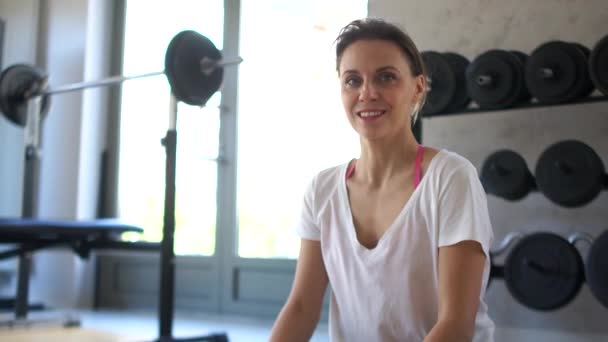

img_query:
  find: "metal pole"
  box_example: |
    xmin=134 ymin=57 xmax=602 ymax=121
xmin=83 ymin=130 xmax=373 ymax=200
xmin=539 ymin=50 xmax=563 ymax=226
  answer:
xmin=16 ymin=96 xmax=43 ymax=319
xmin=159 ymin=94 xmax=178 ymax=338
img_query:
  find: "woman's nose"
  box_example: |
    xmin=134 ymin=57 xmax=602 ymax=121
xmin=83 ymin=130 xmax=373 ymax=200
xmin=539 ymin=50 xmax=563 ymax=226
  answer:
xmin=358 ymin=81 xmax=379 ymax=102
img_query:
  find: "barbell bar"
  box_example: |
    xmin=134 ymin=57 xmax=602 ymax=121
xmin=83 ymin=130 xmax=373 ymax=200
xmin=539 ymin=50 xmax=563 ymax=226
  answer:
xmin=0 ymin=30 xmax=242 ymax=127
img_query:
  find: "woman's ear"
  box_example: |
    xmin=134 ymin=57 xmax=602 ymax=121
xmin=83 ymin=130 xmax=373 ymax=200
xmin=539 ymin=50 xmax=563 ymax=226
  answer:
xmin=415 ymin=74 xmax=426 ymax=98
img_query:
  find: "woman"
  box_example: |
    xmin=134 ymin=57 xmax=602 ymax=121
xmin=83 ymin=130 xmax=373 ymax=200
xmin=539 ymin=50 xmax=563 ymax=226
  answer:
xmin=270 ymin=18 xmax=494 ymax=342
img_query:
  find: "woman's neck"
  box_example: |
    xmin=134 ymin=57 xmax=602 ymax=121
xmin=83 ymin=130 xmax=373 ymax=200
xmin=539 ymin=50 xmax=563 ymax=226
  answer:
xmin=356 ymin=132 xmax=419 ymax=188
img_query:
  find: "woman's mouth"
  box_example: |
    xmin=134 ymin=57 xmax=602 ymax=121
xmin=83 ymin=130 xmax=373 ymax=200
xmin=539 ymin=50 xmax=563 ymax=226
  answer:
xmin=357 ymin=110 xmax=386 ymax=121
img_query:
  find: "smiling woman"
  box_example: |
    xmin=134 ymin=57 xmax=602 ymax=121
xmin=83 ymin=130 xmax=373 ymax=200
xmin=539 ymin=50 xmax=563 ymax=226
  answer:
xmin=338 ymin=39 xmax=425 ymax=141
xmin=270 ymin=18 xmax=495 ymax=342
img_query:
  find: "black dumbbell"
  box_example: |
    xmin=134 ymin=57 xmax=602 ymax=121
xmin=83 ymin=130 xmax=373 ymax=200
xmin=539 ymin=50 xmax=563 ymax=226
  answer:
xmin=525 ymin=41 xmax=594 ymax=104
xmin=535 ymin=140 xmax=607 ymax=208
xmin=589 ymin=34 xmax=608 ymax=96
xmin=503 ymin=232 xmax=585 ymax=311
xmin=488 ymin=232 xmax=525 ymax=290
xmin=465 ymin=50 xmax=530 ymax=109
xmin=480 ymin=150 xmax=536 ymax=201
xmin=481 ymin=141 xmax=607 ymax=207
xmin=420 ymin=51 xmax=471 ymax=115
xmin=568 ymin=230 xmax=608 ymax=310
xmin=488 ymin=231 xmax=586 ymax=312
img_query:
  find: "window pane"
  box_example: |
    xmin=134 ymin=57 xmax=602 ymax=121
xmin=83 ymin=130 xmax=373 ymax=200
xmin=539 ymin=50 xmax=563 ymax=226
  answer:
xmin=237 ymin=1 xmax=367 ymax=258
xmin=118 ymin=0 xmax=223 ymax=256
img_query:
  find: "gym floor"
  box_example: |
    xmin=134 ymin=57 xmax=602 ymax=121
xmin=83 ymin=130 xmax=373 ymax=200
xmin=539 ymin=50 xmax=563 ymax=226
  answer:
xmin=2 ymin=309 xmax=608 ymax=342
xmin=0 ymin=309 xmax=329 ymax=342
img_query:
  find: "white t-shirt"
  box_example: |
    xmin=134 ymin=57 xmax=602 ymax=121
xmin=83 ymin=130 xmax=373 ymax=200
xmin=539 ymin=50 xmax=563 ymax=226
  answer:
xmin=296 ymin=149 xmax=495 ymax=342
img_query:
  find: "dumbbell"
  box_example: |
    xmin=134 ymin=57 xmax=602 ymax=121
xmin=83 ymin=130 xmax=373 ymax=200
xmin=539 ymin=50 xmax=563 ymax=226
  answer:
xmin=420 ymin=51 xmax=471 ymax=115
xmin=487 ymin=231 xmax=585 ymax=311
xmin=589 ymin=34 xmax=608 ymax=95
xmin=465 ymin=49 xmax=531 ymax=109
xmin=568 ymin=230 xmax=608 ymax=309
xmin=535 ymin=140 xmax=607 ymax=208
xmin=525 ymin=41 xmax=595 ymax=104
xmin=480 ymin=140 xmax=607 ymax=207
xmin=488 ymin=232 xmax=525 ymax=289
xmin=503 ymin=231 xmax=585 ymax=311
xmin=480 ymin=150 xmax=535 ymax=201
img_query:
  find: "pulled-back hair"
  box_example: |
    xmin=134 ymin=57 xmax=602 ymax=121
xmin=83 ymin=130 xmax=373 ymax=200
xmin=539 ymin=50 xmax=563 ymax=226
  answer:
xmin=334 ymin=18 xmax=427 ymax=123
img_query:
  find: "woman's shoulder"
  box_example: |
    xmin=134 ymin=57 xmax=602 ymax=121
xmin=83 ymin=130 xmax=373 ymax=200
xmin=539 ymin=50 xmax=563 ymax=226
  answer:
xmin=426 ymin=147 xmax=479 ymax=179
xmin=306 ymin=161 xmax=349 ymax=196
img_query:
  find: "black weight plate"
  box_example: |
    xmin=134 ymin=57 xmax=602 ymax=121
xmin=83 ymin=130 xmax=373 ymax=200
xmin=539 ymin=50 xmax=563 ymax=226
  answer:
xmin=589 ymin=35 xmax=608 ymax=95
xmin=570 ymin=43 xmax=595 ymax=98
xmin=509 ymin=51 xmax=532 ymax=103
xmin=504 ymin=232 xmax=584 ymax=311
xmin=535 ymin=140 xmax=605 ymax=207
xmin=525 ymin=41 xmax=588 ymax=104
xmin=165 ymin=30 xmax=223 ymax=106
xmin=442 ymin=52 xmax=471 ymax=112
xmin=481 ymin=150 xmax=534 ymax=201
xmin=421 ymin=51 xmax=456 ymax=115
xmin=466 ymin=50 xmax=524 ymax=109
xmin=586 ymin=230 xmax=608 ymax=309
xmin=0 ymin=64 xmax=51 ymax=127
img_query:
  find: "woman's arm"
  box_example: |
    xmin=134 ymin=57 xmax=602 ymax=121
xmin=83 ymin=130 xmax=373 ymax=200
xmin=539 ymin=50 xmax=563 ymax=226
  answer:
xmin=424 ymin=240 xmax=486 ymax=342
xmin=269 ymin=239 xmax=329 ymax=342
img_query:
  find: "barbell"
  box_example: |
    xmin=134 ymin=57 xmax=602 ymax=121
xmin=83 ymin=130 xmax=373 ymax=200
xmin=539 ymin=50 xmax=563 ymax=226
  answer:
xmin=0 ymin=30 xmax=242 ymax=126
xmin=0 ymin=29 xmax=238 ymax=342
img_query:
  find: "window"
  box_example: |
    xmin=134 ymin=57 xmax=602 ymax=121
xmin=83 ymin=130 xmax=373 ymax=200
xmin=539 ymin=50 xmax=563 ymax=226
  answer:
xmin=117 ymin=0 xmax=224 ymax=256
xmin=237 ymin=1 xmax=367 ymax=258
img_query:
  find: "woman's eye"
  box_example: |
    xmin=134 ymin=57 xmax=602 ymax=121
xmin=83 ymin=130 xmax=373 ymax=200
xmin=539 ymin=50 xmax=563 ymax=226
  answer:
xmin=379 ymin=73 xmax=397 ymax=82
xmin=345 ymin=77 xmax=361 ymax=87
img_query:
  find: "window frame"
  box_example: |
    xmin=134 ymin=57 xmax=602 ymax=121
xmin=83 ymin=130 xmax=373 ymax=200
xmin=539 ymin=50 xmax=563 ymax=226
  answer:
xmin=97 ymin=0 xmax=330 ymax=318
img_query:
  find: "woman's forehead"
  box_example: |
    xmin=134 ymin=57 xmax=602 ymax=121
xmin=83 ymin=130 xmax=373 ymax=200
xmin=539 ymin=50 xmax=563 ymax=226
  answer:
xmin=339 ymin=39 xmax=411 ymax=72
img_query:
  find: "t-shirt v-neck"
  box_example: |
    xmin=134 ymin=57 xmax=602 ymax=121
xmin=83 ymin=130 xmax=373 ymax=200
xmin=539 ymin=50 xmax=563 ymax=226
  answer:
xmin=341 ymin=150 xmax=444 ymax=258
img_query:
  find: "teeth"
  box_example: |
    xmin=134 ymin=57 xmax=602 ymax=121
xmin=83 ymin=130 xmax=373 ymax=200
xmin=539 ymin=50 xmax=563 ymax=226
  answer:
xmin=359 ymin=111 xmax=383 ymax=117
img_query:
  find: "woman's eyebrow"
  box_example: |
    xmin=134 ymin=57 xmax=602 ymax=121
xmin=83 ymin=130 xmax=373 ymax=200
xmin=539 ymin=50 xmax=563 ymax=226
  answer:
xmin=376 ymin=66 xmax=399 ymax=73
xmin=342 ymin=69 xmax=359 ymax=75
xmin=341 ymin=66 xmax=400 ymax=75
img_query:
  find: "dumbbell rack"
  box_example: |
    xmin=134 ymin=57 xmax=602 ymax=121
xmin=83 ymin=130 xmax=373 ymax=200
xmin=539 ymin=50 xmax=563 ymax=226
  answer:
xmin=417 ymin=83 xmax=608 ymax=316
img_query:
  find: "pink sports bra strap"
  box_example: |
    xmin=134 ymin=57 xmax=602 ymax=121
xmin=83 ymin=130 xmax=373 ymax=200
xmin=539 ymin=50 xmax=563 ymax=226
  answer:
xmin=345 ymin=145 xmax=424 ymax=187
xmin=414 ymin=144 xmax=424 ymax=189
xmin=346 ymin=160 xmax=356 ymax=179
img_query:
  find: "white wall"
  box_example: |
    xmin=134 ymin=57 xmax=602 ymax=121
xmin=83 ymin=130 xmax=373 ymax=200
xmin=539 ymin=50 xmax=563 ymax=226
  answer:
xmin=369 ymin=0 xmax=607 ymax=58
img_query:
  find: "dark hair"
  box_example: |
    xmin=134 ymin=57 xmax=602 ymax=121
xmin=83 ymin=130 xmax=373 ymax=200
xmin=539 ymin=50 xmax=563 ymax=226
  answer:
xmin=334 ymin=18 xmax=427 ymax=123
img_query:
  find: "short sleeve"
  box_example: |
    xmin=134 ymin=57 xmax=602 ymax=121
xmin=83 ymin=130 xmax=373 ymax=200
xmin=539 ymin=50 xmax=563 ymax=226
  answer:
xmin=437 ymin=163 xmax=494 ymax=256
xmin=295 ymin=176 xmax=321 ymax=241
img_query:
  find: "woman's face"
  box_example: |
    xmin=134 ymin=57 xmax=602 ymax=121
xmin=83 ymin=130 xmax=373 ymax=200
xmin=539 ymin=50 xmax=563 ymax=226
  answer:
xmin=338 ymin=39 xmax=424 ymax=141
